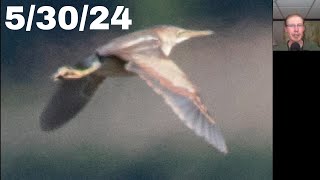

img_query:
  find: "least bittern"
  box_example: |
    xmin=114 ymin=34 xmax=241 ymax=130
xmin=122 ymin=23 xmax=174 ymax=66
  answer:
xmin=40 ymin=25 xmax=228 ymax=154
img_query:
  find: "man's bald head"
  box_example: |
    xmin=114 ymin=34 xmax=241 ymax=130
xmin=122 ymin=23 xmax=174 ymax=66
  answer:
xmin=285 ymin=14 xmax=304 ymax=26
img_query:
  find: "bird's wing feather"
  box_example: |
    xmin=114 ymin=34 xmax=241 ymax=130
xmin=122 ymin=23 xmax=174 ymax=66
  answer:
xmin=40 ymin=55 xmax=107 ymax=131
xmin=125 ymin=56 xmax=227 ymax=153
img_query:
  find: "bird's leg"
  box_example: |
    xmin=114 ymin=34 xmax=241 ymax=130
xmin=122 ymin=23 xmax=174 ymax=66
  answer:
xmin=52 ymin=61 xmax=101 ymax=81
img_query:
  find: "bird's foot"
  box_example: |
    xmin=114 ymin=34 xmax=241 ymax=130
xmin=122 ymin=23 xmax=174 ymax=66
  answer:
xmin=52 ymin=62 xmax=101 ymax=81
xmin=52 ymin=66 xmax=84 ymax=81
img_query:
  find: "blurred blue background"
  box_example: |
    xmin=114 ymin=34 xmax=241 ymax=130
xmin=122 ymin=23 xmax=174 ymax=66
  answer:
xmin=2 ymin=0 xmax=272 ymax=179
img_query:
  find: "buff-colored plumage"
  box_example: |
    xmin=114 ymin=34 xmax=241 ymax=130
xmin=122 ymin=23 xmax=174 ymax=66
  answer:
xmin=40 ymin=25 xmax=227 ymax=154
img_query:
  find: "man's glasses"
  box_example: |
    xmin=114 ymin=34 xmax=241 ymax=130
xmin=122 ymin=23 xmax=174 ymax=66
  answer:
xmin=286 ymin=24 xmax=304 ymax=28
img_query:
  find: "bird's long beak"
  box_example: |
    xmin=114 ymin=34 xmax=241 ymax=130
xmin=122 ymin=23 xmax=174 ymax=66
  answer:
xmin=181 ymin=29 xmax=214 ymax=39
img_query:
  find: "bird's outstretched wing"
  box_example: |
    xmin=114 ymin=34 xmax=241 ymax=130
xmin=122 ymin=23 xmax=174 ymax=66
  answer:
xmin=40 ymin=55 xmax=107 ymax=131
xmin=125 ymin=56 xmax=228 ymax=153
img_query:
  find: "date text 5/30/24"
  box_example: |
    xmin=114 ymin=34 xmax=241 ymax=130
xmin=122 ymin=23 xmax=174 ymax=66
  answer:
xmin=5 ymin=5 xmax=132 ymax=31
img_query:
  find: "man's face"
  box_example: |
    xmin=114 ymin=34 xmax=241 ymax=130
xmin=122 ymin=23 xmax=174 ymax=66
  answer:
xmin=285 ymin=16 xmax=305 ymax=42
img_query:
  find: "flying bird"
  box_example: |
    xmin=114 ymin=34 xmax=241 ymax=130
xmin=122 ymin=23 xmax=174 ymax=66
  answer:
xmin=40 ymin=25 xmax=228 ymax=154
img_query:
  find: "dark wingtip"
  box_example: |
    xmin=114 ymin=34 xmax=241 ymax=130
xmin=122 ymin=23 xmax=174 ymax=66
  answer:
xmin=40 ymin=120 xmax=55 ymax=132
xmin=40 ymin=118 xmax=59 ymax=132
xmin=40 ymin=54 xmax=104 ymax=132
xmin=39 ymin=110 xmax=69 ymax=132
xmin=39 ymin=80 xmax=90 ymax=132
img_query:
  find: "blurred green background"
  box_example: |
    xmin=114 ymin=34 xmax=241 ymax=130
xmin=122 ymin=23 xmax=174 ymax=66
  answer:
xmin=1 ymin=0 xmax=272 ymax=179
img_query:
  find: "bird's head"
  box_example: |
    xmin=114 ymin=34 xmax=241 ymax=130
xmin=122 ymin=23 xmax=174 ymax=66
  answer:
xmin=154 ymin=25 xmax=214 ymax=55
xmin=155 ymin=25 xmax=214 ymax=43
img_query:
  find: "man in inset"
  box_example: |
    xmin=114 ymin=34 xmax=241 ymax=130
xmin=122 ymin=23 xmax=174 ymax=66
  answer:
xmin=285 ymin=14 xmax=305 ymax=51
xmin=274 ymin=13 xmax=320 ymax=51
